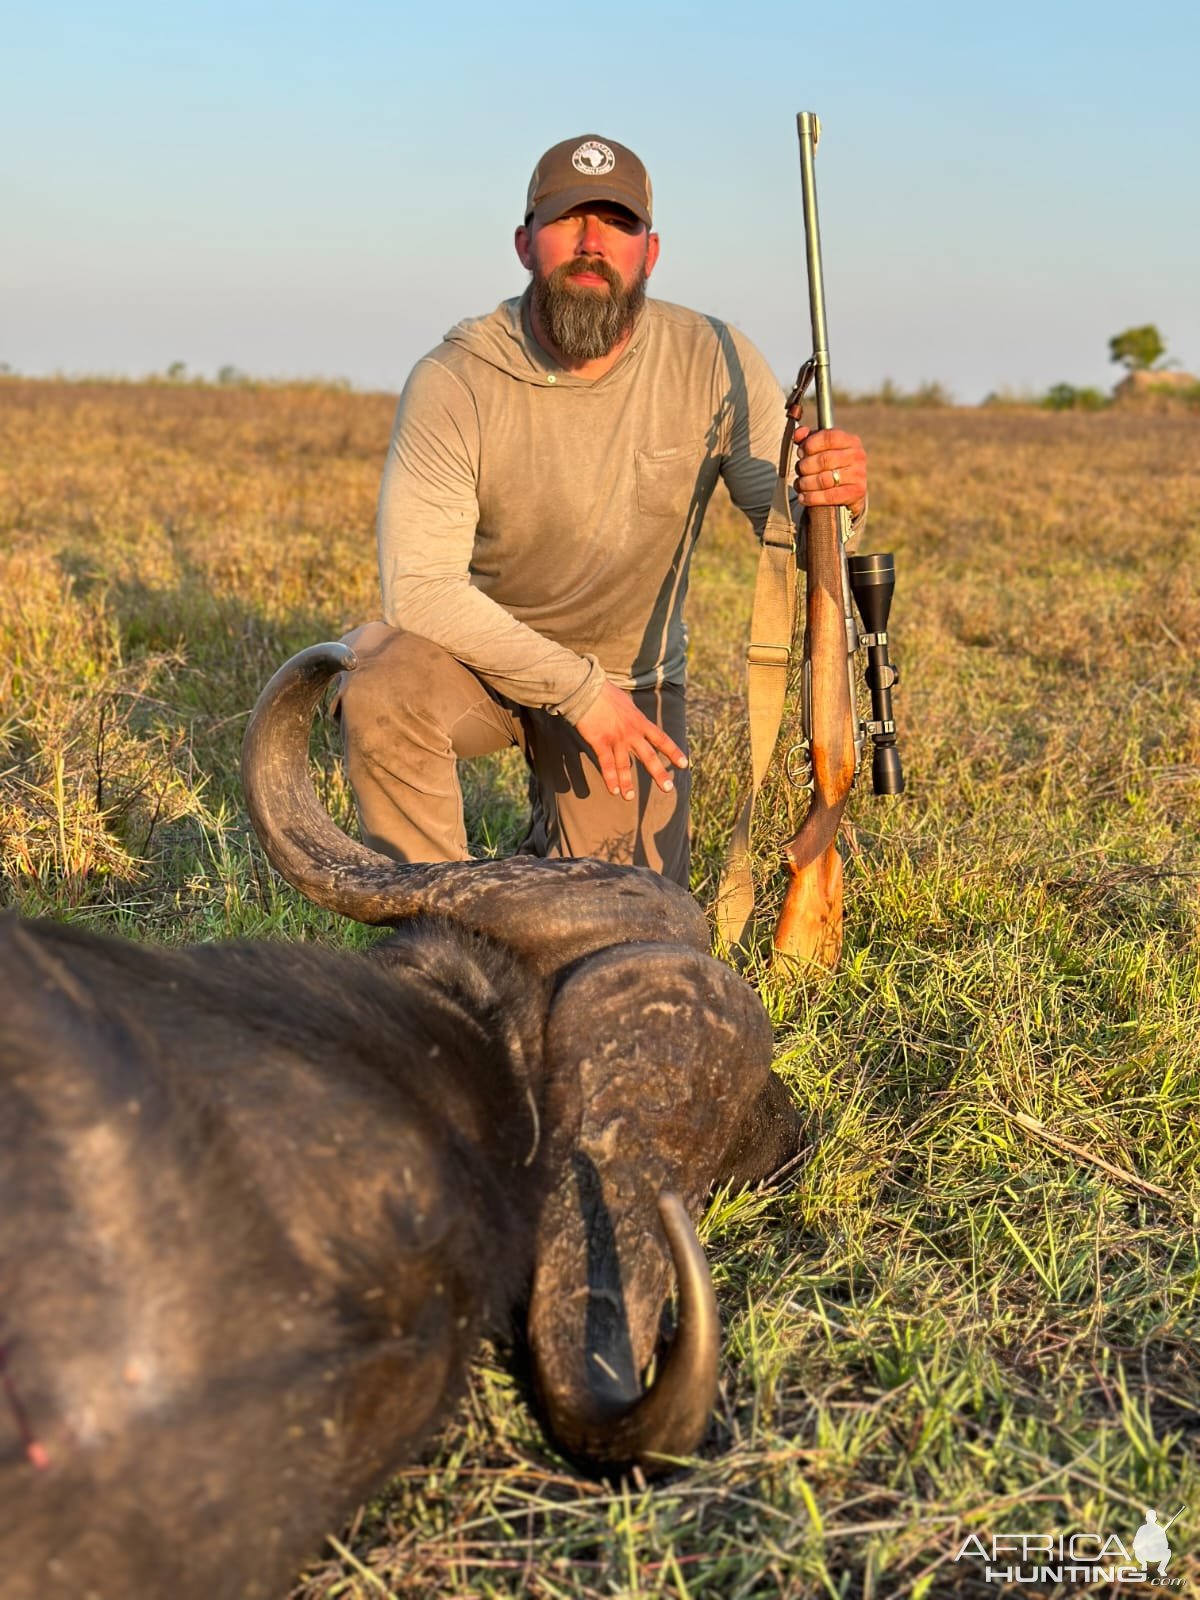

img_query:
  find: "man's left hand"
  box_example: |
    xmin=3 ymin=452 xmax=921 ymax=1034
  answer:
xmin=793 ymin=426 xmax=867 ymax=522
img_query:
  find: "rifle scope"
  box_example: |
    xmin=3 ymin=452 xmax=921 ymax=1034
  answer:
xmin=847 ymin=552 xmax=904 ymax=796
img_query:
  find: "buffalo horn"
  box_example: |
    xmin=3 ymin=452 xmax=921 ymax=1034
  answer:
xmin=539 ymin=1192 xmax=720 ymax=1477
xmin=241 ymin=643 xmax=710 ymax=969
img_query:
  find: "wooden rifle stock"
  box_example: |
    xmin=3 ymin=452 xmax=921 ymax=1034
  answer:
xmin=772 ymin=501 xmax=856 ymax=966
xmin=772 ymin=113 xmax=857 ymax=969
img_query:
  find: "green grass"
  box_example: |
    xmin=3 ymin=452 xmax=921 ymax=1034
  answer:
xmin=2 ymin=382 xmax=1198 ymax=1595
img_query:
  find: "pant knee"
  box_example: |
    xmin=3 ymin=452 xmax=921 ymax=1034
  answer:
xmin=339 ymin=629 xmax=460 ymax=747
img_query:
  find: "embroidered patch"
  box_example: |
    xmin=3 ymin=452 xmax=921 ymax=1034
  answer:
xmin=572 ymin=140 xmax=615 ymax=175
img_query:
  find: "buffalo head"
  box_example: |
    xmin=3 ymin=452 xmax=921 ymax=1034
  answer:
xmin=241 ymin=642 xmax=802 ymax=1476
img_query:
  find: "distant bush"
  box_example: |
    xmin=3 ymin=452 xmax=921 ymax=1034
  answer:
xmin=834 ymin=377 xmax=955 ymax=407
xmin=909 ymin=379 xmax=954 ymax=407
xmin=1144 ymin=378 xmax=1200 ymax=407
xmin=2 ymin=369 xmax=364 ymax=397
xmin=1042 ymin=383 xmax=1109 ymax=412
xmin=980 ymin=385 xmax=1042 ymax=408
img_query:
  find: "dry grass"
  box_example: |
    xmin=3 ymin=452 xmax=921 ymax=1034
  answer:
xmin=2 ymin=379 xmax=1199 ymax=1597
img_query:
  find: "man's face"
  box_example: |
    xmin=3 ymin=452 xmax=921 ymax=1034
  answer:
xmin=516 ymin=204 xmax=660 ymax=361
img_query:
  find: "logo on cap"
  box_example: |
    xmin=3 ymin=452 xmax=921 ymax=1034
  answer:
xmin=572 ymin=140 xmax=615 ymax=175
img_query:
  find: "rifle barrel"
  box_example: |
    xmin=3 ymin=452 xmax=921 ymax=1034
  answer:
xmin=796 ymin=112 xmax=835 ymax=433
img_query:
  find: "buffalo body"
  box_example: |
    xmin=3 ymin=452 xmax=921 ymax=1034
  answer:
xmin=0 ymin=639 xmax=804 ymax=1599
xmin=0 ymin=914 xmax=558 ymax=1600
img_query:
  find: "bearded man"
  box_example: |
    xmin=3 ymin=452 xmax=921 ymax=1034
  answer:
xmin=338 ymin=135 xmax=868 ymax=886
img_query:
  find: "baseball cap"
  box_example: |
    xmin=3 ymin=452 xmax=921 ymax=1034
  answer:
xmin=524 ymin=135 xmax=653 ymax=229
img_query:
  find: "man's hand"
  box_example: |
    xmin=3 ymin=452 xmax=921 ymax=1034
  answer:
xmin=573 ymin=683 xmax=688 ymax=802
xmin=793 ymin=426 xmax=867 ymax=521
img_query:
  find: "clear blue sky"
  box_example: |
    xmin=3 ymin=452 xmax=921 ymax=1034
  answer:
xmin=5 ymin=0 xmax=1197 ymax=402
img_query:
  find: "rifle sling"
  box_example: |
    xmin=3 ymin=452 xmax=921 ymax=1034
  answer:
xmin=714 ymin=438 xmax=798 ymax=950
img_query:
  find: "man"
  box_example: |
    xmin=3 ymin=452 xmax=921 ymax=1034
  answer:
xmin=339 ymin=134 xmax=868 ymax=887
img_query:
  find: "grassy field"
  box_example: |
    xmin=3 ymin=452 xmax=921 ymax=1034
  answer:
xmin=2 ymin=379 xmax=1198 ymax=1597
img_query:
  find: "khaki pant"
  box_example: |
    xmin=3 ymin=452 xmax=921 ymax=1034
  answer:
xmin=336 ymin=623 xmax=690 ymax=886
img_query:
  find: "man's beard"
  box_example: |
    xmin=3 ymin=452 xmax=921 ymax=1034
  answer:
xmin=532 ymin=256 xmax=647 ymax=361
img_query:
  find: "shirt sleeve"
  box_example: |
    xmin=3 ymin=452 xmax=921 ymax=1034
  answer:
xmin=716 ymin=325 xmax=867 ymax=547
xmin=376 ymin=355 xmax=606 ymax=722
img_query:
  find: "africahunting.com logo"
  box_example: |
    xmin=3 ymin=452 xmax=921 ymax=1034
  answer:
xmin=953 ymin=1506 xmax=1185 ymax=1586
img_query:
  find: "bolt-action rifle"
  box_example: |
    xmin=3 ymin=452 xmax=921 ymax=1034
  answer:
xmin=717 ymin=112 xmax=903 ymax=969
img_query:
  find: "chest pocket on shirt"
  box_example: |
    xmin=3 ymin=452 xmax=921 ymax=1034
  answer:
xmin=635 ymin=442 xmax=705 ymax=518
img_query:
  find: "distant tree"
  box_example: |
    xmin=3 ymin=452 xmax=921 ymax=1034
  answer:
xmin=1043 ymin=383 xmax=1108 ymax=412
xmin=217 ymin=364 xmax=246 ymax=386
xmin=0 ymin=361 xmax=12 ymax=377
xmin=1108 ymin=325 xmax=1166 ymax=372
xmin=166 ymin=360 xmax=187 ymax=382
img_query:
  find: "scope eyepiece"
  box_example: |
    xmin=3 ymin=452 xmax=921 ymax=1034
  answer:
xmin=871 ymin=744 xmax=904 ymax=795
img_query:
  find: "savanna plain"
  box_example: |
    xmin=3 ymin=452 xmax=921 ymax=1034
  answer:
xmin=1 ymin=380 xmax=1198 ymax=1598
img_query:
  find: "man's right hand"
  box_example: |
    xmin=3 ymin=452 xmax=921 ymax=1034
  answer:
xmin=573 ymin=683 xmax=688 ymax=802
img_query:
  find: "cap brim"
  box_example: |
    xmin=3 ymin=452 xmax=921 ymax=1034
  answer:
xmin=529 ymin=184 xmax=651 ymax=229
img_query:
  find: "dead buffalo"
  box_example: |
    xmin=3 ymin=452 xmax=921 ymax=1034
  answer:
xmin=0 ymin=641 xmax=801 ymax=1599
xmin=241 ymin=643 xmax=802 ymax=1462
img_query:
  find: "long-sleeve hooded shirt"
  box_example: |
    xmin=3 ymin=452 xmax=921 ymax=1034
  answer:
xmin=377 ymin=291 xmax=816 ymax=723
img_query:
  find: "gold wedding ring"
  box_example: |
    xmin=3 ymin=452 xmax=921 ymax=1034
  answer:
xmin=831 ymin=468 xmax=841 ymax=487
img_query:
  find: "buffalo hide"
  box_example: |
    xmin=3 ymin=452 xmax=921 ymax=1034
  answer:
xmin=0 ymin=907 xmax=801 ymax=1600
xmin=0 ymin=912 xmax=559 ymax=1600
